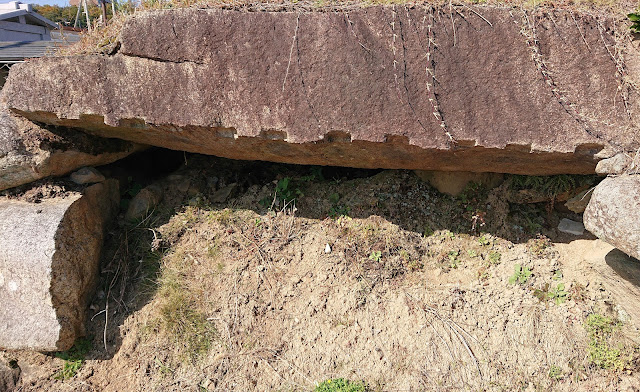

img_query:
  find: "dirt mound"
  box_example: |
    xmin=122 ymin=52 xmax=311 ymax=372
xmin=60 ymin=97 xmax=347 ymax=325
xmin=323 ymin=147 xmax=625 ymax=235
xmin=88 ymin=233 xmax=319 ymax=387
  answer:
xmin=1 ymin=155 xmax=638 ymax=391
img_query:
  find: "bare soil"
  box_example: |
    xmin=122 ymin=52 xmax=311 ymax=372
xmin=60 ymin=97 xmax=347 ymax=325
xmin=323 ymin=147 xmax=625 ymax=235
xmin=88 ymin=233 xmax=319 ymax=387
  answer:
xmin=2 ymin=154 xmax=640 ymax=391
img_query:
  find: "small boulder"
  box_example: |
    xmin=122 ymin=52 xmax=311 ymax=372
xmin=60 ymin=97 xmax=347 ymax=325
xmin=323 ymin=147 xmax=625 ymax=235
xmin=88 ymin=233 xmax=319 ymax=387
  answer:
xmin=564 ymin=189 xmax=593 ymax=214
xmin=211 ymin=183 xmax=238 ymax=203
xmin=557 ymin=218 xmax=585 ymax=236
xmin=595 ymin=153 xmax=635 ymax=175
xmin=70 ymin=167 xmax=105 ymax=184
xmin=584 ymin=175 xmax=640 ymax=260
xmin=0 ymin=180 xmax=119 ymax=351
xmin=125 ymin=183 xmax=163 ymax=221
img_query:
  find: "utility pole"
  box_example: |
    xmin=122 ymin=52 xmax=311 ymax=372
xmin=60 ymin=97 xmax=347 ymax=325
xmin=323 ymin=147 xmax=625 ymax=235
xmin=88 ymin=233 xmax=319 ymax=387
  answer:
xmin=83 ymin=0 xmax=91 ymax=32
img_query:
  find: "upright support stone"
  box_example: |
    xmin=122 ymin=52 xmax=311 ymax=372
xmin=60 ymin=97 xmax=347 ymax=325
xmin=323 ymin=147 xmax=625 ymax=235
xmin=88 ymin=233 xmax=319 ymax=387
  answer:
xmin=0 ymin=180 xmax=119 ymax=351
xmin=584 ymin=175 xmax=640 ymax=260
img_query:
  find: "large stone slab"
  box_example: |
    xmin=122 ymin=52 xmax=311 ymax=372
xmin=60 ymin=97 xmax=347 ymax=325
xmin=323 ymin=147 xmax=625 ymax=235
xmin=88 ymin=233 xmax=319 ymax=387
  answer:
xmin=0 ymin=104 xmax=142 ymax=191
xmin=0 ymin=180 xmax=119 ymax=351
xmin=3 ymin=7 xmax=638 ymax=174
xmin=584 ymin=175 xmax=640 ymax=260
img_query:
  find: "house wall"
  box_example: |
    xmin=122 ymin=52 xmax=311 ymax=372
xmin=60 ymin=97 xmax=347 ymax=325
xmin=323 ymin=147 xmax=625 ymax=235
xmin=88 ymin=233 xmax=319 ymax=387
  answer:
xmin=0 ymin=20 xmax=50 ymax=41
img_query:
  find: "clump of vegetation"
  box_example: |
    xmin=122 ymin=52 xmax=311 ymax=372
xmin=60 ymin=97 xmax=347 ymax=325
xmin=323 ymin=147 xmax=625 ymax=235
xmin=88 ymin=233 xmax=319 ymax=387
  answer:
xmin=585 ymin=314 xmax=631 ymax=370
xmin=548 ymin=365 xmax=564 ymax=381
xmin=152 ymin=256 xmax=218 ymax=361
xmin=629 ymin=12 xmax=640 ymax=33
xmin=509 ymin=264 xmax=532 ymax=285
xmin=328 ymin=192 xmax=351 ymax=218
xmin=368 ymin=250 xmax=382 ymax=262
xmin=533 ymin=282 xmax=567 ymax=305
xmin=54 ymin=338 xmax=92 ymax=380
xmin=509 ymin=174 xmax=595 ymax=199
xmin=528 ymin=235 xmax=552 ymax=256
xmin=315 ymin=378 xmax=368 ymax=392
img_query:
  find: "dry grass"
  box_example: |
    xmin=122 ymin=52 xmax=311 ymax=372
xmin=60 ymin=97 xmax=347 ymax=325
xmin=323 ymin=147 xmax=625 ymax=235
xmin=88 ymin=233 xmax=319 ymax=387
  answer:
xmin=59 ymin=0 xmax=639 ymax=56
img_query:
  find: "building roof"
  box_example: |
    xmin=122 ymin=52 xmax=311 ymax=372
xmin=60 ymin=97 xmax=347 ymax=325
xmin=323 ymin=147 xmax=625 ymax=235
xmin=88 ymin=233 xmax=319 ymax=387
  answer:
xmin=0 ymin=40 xmax=60 ymax=63
xmin=0 ymin=2 xmax=58 ymax=30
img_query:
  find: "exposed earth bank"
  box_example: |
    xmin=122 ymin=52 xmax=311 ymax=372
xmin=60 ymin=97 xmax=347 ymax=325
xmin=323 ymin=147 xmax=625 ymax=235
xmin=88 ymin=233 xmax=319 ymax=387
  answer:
xmin=2 ymin=154 xmax=639 ymax=391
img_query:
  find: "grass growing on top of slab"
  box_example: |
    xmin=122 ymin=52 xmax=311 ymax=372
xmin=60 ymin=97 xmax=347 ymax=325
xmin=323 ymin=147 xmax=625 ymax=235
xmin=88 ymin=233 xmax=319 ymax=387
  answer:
xmin=61 ymin=0 xmax=637 ymax=56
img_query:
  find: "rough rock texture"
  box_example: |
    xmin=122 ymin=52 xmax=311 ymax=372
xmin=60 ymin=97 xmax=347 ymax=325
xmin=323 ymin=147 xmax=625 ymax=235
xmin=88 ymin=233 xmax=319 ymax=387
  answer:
xmin=564 ymin=188 xmax=592 ymax=213
xmin=0 ymin=180 xmax=119 ymax=351
xmin=4 ymin=7 xmax=638 ymax=174
xmin=125 ymin=183 xmax=163 ymax=221
xmin=0 ymin=104 xmax=142 ymax=191
xmin=584 ymin=175 xmax=640 ymax=260
xmin=595 ymin=152 xmax=640 ymax=175
xmin=70 ymin=166 xmax=106 ymax=184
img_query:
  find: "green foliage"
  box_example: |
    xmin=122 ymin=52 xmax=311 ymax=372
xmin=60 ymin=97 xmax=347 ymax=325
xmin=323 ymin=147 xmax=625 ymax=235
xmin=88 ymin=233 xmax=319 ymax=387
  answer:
xmin=328 ymin=192 xmax=351 ymax=218
xmin=549 ymin=282 xmax=568 ymax=304
xmin=276 ymin=177 xmax=302 ymax=203
xmin=422 ymin=225 xmax=434 ymax=237
xmin=629 ymin=13 xmax=640 ymax=33
xmin=315 ymin=378 xmax=367 ymax=392
xmin=448 ymin=250 xmax=460 ymax=269
xmin=478 ymin=235 xmax=491 ymax=246
xmin=54 ymin=338 xmax=92 ymax=380
xmin=509 ymin=264 xmax=532 ymax=285
xmin=34 ymin=4 xmax=113 ymax=28
xmin=369 ymin=250 xmax=382 ymax=262
xmin=585 ymin=314 xmax=629 ymax=370
xmin=487 ymin=251 xmax=501 ymax=265
xmin=548 ymin=365 xmax=564 ymax=381
xmin=533 ymin=282 xmax=567 ymax=305
xmin=509 ymin=174 xmax=597 ymax=199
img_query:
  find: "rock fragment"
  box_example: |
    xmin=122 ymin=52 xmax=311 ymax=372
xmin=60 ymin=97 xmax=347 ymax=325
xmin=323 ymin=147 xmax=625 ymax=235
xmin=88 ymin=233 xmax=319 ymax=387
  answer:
xmin=557 ymin=218 xmax=585 ymax=236
xmin=125 ymin=183 xmax=163 ymax=222
xmin=584 ymin=175 xmax=640 ymax=260
xmin=564 ymin=189 xmax=593 ymax=214
xmin=0 ymin=105 xmax=141 ymax=191
xmin=70 ymin=166 xmax=105 ymax=184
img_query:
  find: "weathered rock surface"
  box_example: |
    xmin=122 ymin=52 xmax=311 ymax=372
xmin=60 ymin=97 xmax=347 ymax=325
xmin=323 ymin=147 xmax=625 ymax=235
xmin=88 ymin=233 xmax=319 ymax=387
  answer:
xmin=0 ymin=180 xmax=119 ymax=351
xmin=0 ymin=105 xmax=141 ymax=191
xmin=564 ymin=188 xmax=592 ymax=213
xmin=125 ymin=183 xmax=163 ymax=221
xmin=70 ymin=166 xmax=106 ymax=184
xmin=4 ymin=7 xmax=638 ymax=174
xmin=595 ymin=152 xmax=640 ymax=175
xmin=584 ymin=175 xmax=640 ymax=260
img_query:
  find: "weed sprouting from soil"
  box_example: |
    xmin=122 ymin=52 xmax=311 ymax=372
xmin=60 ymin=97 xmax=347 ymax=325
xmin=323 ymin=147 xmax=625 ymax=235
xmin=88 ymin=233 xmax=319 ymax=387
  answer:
xmin=584 ymin=314 xmax=633 ymax=371
xmin=509 ymin=264 xmax=532 ymax=285
xmin=53 ymin=338 xmax=92 ymax=380
xmin=315 ymin=378 xmax=368 ymax=392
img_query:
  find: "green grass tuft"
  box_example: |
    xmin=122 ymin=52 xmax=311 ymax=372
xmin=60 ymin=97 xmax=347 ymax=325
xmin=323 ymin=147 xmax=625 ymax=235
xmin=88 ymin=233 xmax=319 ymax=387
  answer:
xmin=315 ymin=378 xmax=368 ymax=392
xmin=54 ymin=338 xmax=92 ymax=380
